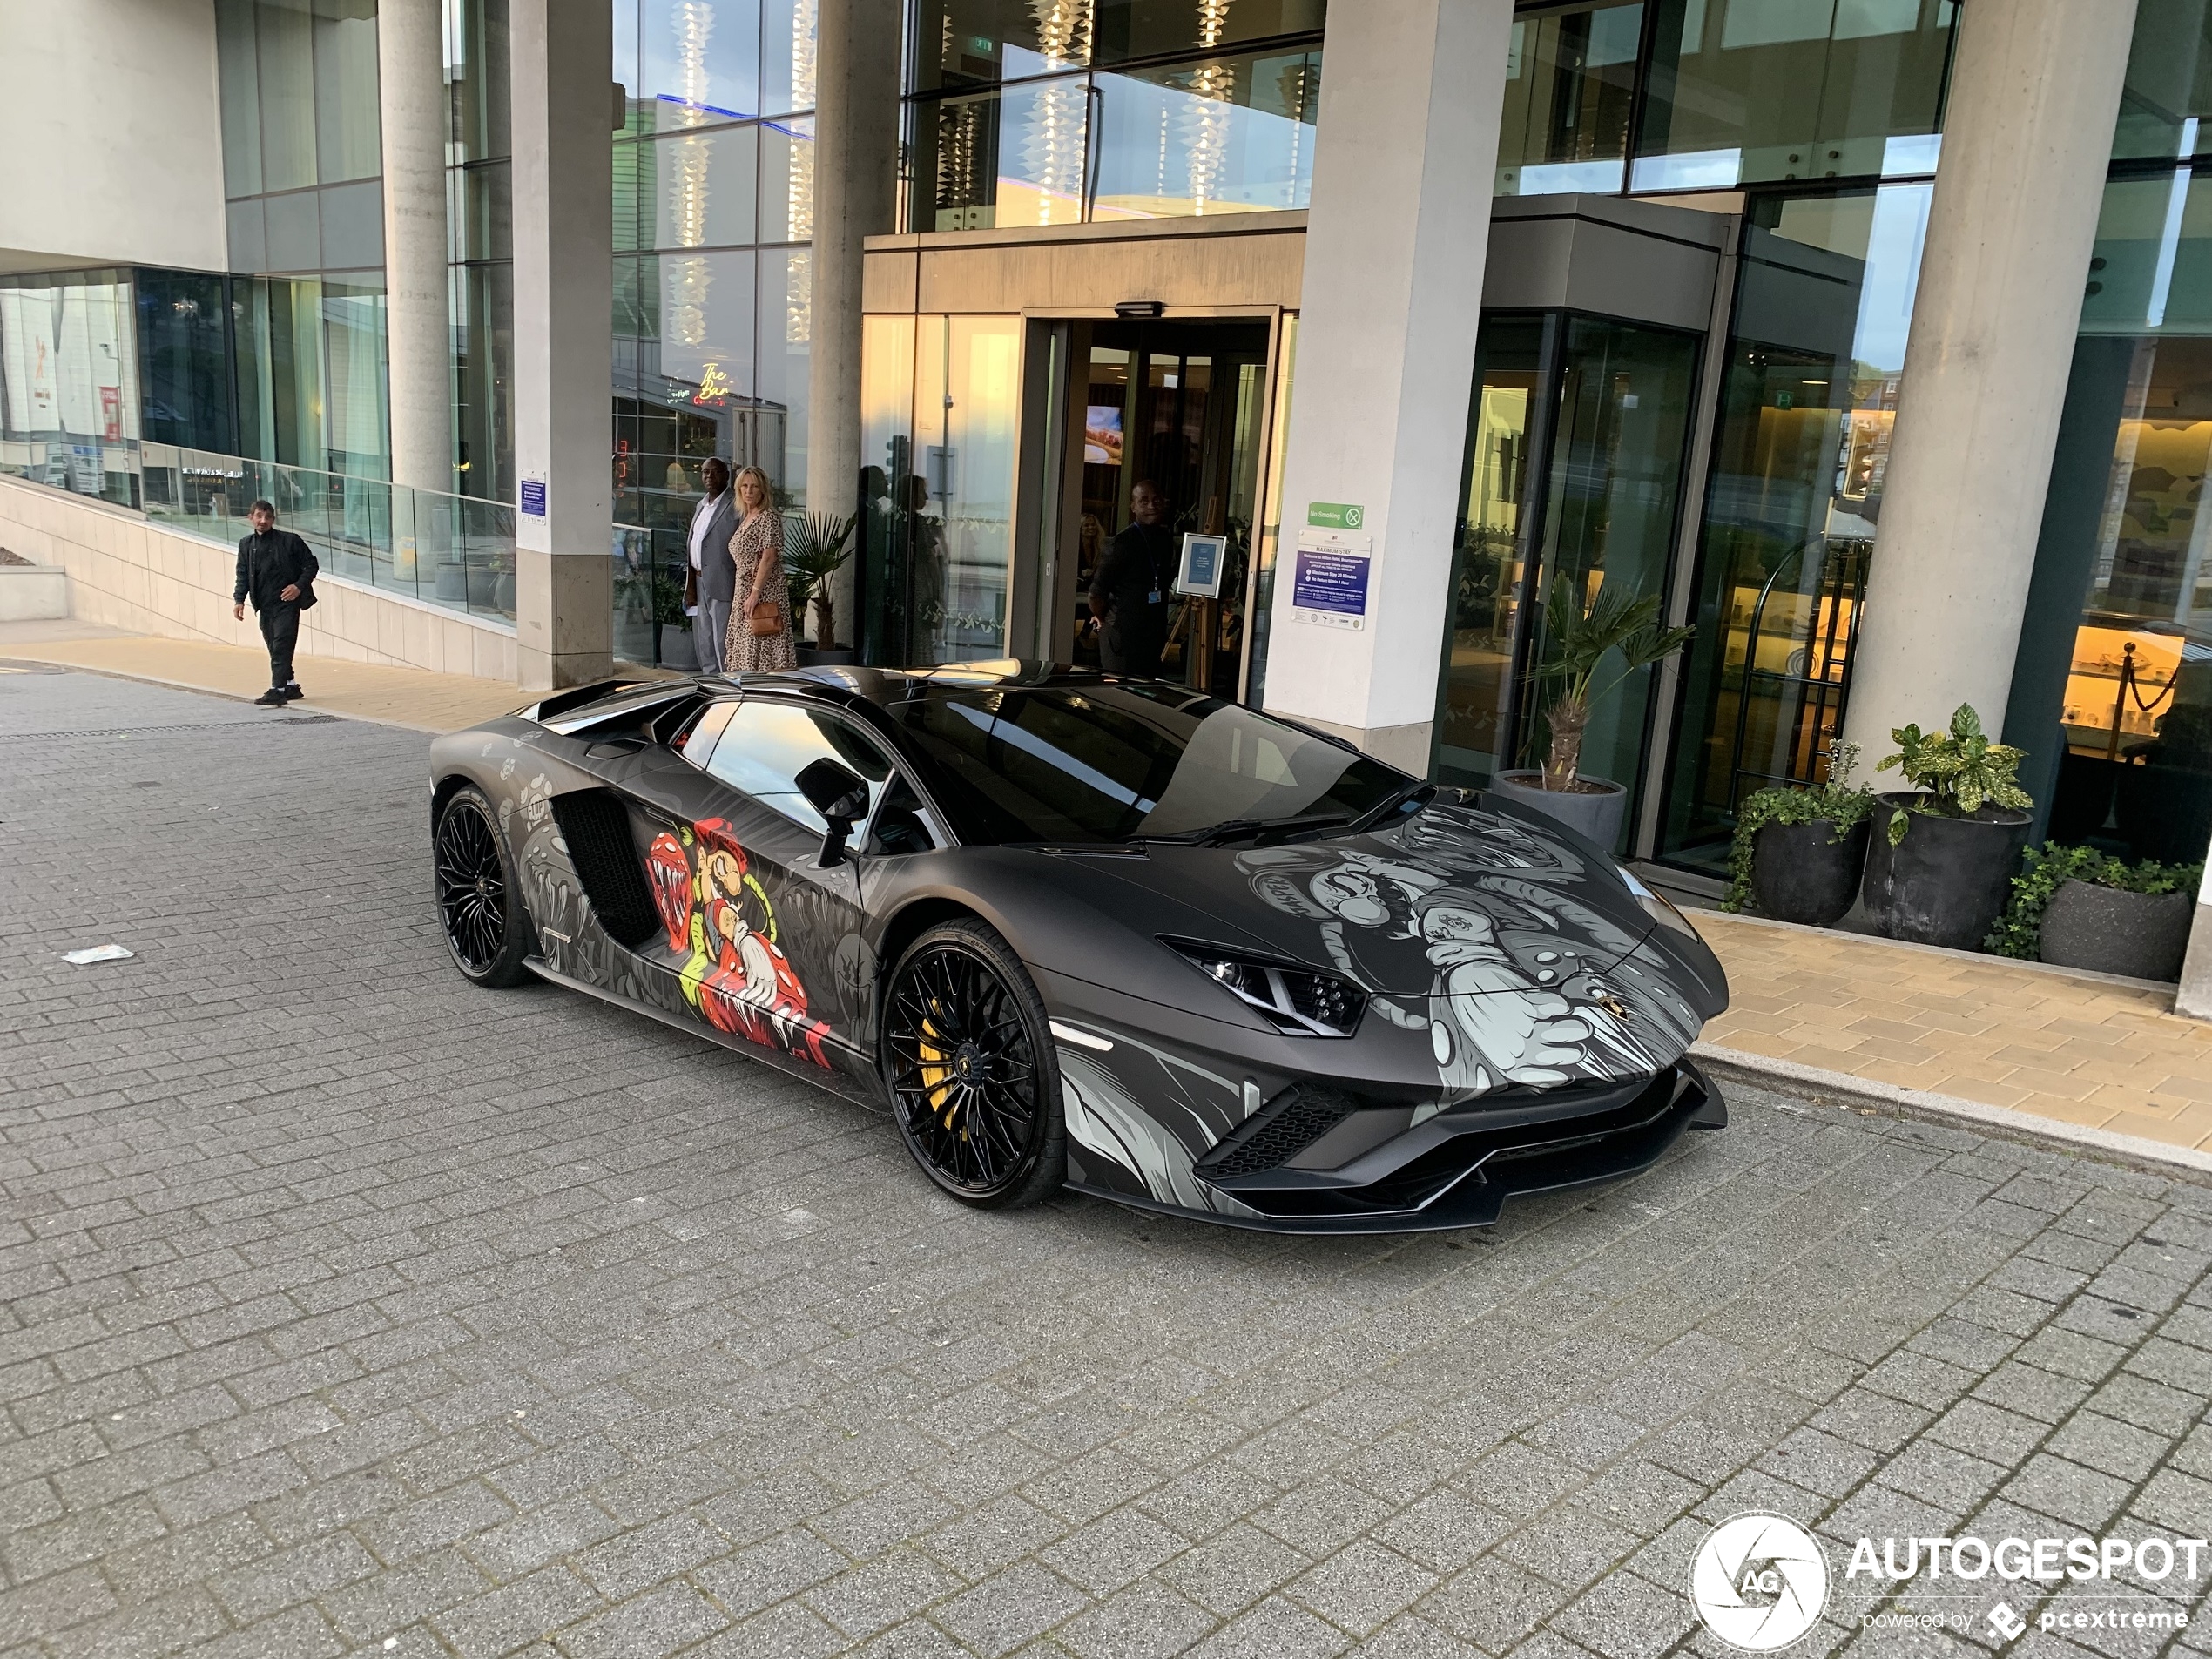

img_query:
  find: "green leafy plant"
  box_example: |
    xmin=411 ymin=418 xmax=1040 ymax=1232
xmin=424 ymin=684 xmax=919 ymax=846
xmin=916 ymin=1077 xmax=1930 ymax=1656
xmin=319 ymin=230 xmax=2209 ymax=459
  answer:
xmin=782 ymin=510 xmax=856 ymax=647
xmin=649 ymin=570 xmax=689 ymax=627
xmin=1986 ymin=842 xmax=2204 ymax=959
xmin=1537 ymin=574 xmax=1695 ymax=791
xmin=1875 ymin=703 xmax=2033 ymax=846
xmin=1721 ymin=738 xmax=1875 ymax=912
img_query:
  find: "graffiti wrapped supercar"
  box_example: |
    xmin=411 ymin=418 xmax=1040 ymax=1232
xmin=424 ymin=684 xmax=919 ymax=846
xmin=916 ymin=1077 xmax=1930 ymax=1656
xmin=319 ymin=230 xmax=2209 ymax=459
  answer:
xmin=645 ymin=819 xmax=833 ymax=1069
xmin=1238 ymin=806 xmax=1701 ymax=1106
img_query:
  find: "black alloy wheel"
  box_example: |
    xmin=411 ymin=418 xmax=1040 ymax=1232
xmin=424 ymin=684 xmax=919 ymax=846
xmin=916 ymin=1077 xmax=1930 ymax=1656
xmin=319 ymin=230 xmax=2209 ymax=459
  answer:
xmin=434 ymin=787 xmax=532 ymax=987
xmin=883 ymin=919 xmax=1065 ymax=1208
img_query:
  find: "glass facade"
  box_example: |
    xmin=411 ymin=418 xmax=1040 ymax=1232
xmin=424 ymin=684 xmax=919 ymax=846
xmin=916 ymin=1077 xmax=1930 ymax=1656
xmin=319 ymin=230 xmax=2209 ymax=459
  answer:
xmin=1659 ymin=184 xmax=1930 ymax=868
xmin=1437 ymin=312 xmax=1699 ymax=846
xmin=612 ymin=0 xmax=819 ymax=665
xmin=0 ymin=273 xmax=145 ymax=509
xmin=861 ymin=314 xmax=1022 ymax=666
xmin=2009 ymin=169 xmax=2212 ymax=868
xmin=1498 ymin=0 xmax=1954 ymax=199
xmin=448 ymin=0 xmax=515 ymax=502
xmin=906 ymin=1 xmax=1322 ymax=231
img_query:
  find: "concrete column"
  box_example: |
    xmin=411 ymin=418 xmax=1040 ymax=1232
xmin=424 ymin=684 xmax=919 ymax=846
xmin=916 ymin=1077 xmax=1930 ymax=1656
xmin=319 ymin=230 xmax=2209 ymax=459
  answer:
xmin=2180 ymin=851 xmax=2212 ymax=1022
xmin=509 ymin=0 xmax=613 ymax=691
xmin=1258 ymin=0 xmax=1514 ymax=772
xmin=1842 ymin=0 xmax=2137 ymax=758
xmin=377 ymin=0 xmax=453 ymax=495
xmin=805 ymin=0 xmax=900 ymax=648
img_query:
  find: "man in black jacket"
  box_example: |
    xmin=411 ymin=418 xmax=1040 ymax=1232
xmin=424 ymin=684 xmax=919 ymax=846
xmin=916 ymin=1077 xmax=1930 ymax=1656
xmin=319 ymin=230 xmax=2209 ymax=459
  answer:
xmin=1088 ymin=480 xmax=1178 ymax=678
xmin=233 ymin=500 xmax=319 ymax=706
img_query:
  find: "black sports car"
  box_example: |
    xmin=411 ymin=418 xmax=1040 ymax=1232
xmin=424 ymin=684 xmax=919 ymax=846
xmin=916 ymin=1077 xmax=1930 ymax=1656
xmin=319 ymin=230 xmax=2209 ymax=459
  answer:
xmin=428 ymin=664 xmax=1729 ymax=1233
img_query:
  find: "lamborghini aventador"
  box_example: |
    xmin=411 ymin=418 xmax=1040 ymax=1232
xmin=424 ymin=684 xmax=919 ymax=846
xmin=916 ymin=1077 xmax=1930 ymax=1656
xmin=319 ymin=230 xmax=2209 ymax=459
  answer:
xmin=428 ymin=663 xmax=1729 ymax=1232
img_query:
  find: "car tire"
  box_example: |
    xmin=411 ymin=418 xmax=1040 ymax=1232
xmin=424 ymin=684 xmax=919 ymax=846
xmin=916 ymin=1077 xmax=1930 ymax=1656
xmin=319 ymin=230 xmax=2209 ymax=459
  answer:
xmin=882 ymin=918 xmax=1066 ymax=1210
xmin=434 ymin=785 xmax=534 ymax=988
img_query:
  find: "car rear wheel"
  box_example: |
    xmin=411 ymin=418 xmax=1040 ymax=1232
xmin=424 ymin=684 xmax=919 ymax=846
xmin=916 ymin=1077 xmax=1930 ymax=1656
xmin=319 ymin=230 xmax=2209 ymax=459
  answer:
xmin=435 ymin=786 xmax=532 ymax=988
xmin=883 ymin=919 xmax=1065 ymax=1209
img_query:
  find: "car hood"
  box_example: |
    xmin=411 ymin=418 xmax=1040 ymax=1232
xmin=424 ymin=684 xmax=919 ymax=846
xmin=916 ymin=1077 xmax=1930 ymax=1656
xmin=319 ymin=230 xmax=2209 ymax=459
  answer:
xmin=1079 ymin=797 xmax=1661 ymax=997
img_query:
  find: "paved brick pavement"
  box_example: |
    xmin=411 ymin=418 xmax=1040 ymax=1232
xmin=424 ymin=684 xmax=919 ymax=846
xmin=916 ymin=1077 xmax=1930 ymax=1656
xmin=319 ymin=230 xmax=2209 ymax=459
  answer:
xmin=3 ymin=667 xmax=2210 ymax=1659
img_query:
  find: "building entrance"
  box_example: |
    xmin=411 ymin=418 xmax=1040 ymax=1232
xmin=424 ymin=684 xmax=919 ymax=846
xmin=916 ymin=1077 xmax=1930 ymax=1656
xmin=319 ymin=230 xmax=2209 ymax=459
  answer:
xmin=1032 ymin=317 xmax=1274 ymax=699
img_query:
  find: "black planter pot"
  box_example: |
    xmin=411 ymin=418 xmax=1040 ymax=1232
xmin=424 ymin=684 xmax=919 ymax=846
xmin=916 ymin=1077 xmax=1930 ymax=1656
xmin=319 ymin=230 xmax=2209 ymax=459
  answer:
xmin=1749 ymin=817 xmax=1870 ymax=927
xmin=2038 ymin=880 xmax=2193 ymax=981
xmin=1859 ymin=792 xmax=2032 ymax=950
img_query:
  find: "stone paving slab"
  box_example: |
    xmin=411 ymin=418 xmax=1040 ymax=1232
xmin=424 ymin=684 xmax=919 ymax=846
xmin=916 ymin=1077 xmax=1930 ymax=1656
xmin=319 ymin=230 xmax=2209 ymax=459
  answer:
xmin=3 ymin=670 xmax=2210 ymax=1658
xmin=1696 ymin=913 xmax=2212 ymax=1157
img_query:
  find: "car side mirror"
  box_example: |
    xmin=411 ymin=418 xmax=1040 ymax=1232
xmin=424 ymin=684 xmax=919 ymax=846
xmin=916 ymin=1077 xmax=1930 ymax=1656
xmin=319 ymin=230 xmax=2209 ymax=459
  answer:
xmin=796 ymin=758 xmax=871 ymax=866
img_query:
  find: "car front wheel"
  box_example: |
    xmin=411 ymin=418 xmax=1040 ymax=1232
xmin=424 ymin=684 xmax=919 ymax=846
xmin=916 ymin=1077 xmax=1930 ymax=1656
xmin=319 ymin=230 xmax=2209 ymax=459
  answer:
xmin=434 ymin=786 xmax=533 ymax=988
xmin=882 ymin=919 xmax=1065 ymax=1209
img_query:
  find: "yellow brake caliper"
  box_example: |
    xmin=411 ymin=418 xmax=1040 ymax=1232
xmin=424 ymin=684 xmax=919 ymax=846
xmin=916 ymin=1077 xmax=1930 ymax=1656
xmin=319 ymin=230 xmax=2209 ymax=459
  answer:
xmin=919 ymin=1002 xmax=958 ymax=1135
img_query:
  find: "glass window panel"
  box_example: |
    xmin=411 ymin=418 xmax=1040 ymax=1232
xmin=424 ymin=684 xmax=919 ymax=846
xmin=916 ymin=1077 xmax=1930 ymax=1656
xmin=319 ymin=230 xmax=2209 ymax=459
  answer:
xmin=860 ymin=313 xmax=917 ymax=664
xmin=2011 ymin=172 xmax=2212 ymax=861
xmin=1091 ymin=50 xmax=1320 ymax=219
xmin=616 ymin=252 xmax=757 ymax=513
xmin=319 ymin=179 xmax=385 ymax=270
xmin=227 ymin=199 xmax=270 ymax=273
xmin=704 ymin=702 xmax=890 ymax=830
xmin=1633 ymin=0 xmax=1953 ymax=191
xmin=313 ymin=0 xmax=381 ymax=185
xmin=264 ymin=190 xmax=324 ymax=273
xmin=136 ymin=272 xmax=238 ymax=453
xmin=641 ymin=0 xmax=762 ymax=123
xmin=611 ymin=0 xmax=640 ymax=100
xmin=2115 ymin=0 xmax=2212 ymax=161
xmin=762 ymin=0 xmax=818 ymax=114
xmin=1495 ymin=3 xmax=1640 ymax=197
xmin=1090 ymin=0 xmax=1325 ymax=68
xmin=909 ymin=314 xmax=1020 ymax=664
xmin=320 ymin=278 xmax=388 ymax=475
xmin=637 ymin=125 xmax=759 ymax=249
xmin=452 ymin=0 xmax=514 ymax=164
xmin=255 ymin=0 xmax=321 ymax=192
xmin=914 ymin=78 xmax=1089 ymax=231
xmin=452 ymin=161 xmax=513 ymax=262
xmin=1660 ymin=182 xmax=1930 ymax=867
xmin=452 ymin=260 xmax=513 ymax=500
xmin=1438 ymin=315 xmax=1548 ymax=787
xmin=910 ymin=0 xmax=1096 ymax=93
xmin=215 ymin=0 xmax=265 ymax=196
xmin=757 ymin=247 xmax=811 ymax=502
xmin=759 ymin=116 xmax=816 ymax=240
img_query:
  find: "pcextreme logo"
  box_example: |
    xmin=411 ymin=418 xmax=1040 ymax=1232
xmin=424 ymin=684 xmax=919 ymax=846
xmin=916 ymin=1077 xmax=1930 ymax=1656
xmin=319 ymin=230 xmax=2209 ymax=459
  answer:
xmin=1689 ymin=1514 xmax=1831 ymax=1650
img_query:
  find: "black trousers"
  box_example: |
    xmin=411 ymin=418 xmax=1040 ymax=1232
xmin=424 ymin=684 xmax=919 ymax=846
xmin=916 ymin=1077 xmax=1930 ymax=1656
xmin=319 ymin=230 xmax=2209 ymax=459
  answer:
xmin=1099 ymin=607 xmax=1164 ymax=678
xmin=258 ymin=603 xmax=300 ymax=688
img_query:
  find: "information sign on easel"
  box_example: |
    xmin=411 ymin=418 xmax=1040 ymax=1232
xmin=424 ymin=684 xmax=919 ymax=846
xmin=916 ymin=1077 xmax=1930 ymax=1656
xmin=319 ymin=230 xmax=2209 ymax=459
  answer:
xmin=1176 ymin=532 xmax=1228 ymax=598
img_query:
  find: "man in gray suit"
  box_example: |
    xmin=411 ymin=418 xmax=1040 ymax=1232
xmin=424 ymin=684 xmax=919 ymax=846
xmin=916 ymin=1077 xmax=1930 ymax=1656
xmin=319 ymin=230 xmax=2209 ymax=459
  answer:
xmin=687 ymin=456 xmax=738 ymax=672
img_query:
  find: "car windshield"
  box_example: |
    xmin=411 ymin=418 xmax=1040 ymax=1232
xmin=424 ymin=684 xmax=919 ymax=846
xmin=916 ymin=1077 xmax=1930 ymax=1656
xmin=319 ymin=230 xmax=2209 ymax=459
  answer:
xmin=885 ymin=683 xmax=1414 ymax=846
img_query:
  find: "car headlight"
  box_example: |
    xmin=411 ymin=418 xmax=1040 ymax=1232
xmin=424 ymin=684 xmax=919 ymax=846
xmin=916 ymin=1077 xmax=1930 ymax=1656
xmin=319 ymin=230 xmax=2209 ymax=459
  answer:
xmin=1618 ymin=867 xmax=1703 ymax=942
xmin=1161 ymin=938 xmax=1366 ymax=1037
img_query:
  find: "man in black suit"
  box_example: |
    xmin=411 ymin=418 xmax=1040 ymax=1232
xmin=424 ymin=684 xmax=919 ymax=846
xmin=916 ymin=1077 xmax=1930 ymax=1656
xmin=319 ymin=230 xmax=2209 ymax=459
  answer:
xmin=1088 ymin=480 xmax=1177 ymax=678
xmin=232 ymin=499 xmax=319 ymax=706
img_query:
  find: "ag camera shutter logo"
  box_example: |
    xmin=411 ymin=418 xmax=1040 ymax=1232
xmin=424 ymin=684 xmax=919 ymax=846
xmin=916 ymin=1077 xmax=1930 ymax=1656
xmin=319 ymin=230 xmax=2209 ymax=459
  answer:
xmin=1690 ymin=1514 xmax=1831 ymax=1650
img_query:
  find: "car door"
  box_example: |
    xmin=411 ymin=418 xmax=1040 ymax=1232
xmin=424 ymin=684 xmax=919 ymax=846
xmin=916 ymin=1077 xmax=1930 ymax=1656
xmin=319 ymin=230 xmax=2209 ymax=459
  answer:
xmin=623 ymin=694 xmax=892 ymax=1086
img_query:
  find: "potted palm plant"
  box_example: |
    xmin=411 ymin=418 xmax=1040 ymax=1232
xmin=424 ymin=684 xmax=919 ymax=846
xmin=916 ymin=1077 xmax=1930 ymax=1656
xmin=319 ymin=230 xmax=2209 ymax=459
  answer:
xmin=1722 ymin=737 xmax=1875 ymax=927
xmin=1859 ymin=704 xmax=2034 ymax=949
xmin=1490 ymin=573 xmax=1694 ymax=850
xmin=783 ymin=509 xmax=857 ymax=666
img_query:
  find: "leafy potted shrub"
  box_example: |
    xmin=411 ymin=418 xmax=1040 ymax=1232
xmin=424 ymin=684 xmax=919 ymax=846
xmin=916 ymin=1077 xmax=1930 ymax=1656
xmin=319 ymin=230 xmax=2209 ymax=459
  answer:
xmin=651 ymin=570 xmax=697 ymax=671
xmin=1987 ymin=843 xmax=2202 ymax=981
xmin=1490 ymin=574 xmax=1694 ymax=849
xmin=784 ymin=510 xmax=857 ymax=666
xmin=1722 ymin=738 xmax=1875 ymax=926
xmin=1859 ymin=704 xmax=2033 ymax=949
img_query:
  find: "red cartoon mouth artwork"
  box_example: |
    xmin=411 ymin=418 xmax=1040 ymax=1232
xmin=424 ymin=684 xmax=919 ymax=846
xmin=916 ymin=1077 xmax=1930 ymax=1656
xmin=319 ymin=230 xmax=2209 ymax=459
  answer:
xmin=646 ymin=831 xmax=693 ymax=951
xmin=662 ymin=818 xmax=833 ymax=1069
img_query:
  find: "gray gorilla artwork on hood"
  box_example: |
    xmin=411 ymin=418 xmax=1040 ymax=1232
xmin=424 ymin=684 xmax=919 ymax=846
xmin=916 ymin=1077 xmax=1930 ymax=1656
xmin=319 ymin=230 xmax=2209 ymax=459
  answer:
xmin=1237 ymin=803 xmax=1700 ymax=1103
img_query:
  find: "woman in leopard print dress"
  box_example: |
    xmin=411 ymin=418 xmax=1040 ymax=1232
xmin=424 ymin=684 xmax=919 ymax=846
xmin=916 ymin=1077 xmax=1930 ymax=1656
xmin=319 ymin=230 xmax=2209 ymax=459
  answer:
xmin=723 ymin=465 xmax=797 ymax=672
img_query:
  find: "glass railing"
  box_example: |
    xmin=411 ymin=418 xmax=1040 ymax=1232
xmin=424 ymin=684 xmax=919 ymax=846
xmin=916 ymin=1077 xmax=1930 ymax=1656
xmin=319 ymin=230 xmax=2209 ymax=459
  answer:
xmin=137 ymin=444 xmax=518 ymax=627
